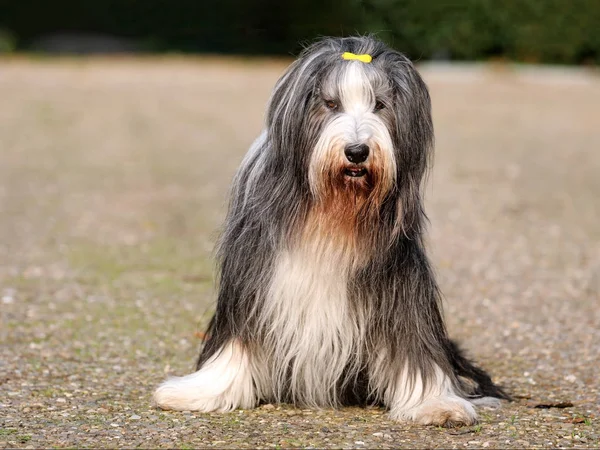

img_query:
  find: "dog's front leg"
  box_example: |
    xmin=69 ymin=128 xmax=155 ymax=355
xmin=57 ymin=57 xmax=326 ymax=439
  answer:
xmin=381 ymin=363 xmax=478 ymax=427
xmin=153 ymin=339 xmax=258 ymax=412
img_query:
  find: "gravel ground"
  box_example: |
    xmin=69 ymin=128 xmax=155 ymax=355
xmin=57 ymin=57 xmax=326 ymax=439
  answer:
xmin=0 ymin=57 xmax=599 ymax=449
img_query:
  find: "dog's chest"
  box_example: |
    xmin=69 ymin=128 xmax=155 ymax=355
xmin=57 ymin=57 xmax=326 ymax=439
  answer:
xmin=260 ymin=243 xmax=362 ymax=404
xmin=266 ymin=242 xmax=353 ymax=331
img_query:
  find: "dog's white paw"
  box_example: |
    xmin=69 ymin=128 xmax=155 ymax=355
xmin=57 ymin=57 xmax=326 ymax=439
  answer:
xmin=153 ymin=341 xmax=258 ymax=412
xmin=391 ymin=395 xmax=478 ymax=427
xmin=153 ymin=377 xmax=236 ymax=412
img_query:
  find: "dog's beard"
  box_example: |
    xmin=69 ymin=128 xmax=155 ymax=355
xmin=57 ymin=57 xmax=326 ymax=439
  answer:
xmin=306 ymin=137 xmax=396 ymax=260
xmin=310 ymin=141 xmax=390 ymax=212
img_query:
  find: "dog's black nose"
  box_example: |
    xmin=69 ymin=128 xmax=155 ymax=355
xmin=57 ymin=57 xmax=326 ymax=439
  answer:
xmin=344 ymin=144 xmax=369 ymax=164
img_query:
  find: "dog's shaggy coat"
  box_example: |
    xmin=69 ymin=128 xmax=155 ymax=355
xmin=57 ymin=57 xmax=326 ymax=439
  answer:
xmin=154 ymin=36 xmax=509 ymax=426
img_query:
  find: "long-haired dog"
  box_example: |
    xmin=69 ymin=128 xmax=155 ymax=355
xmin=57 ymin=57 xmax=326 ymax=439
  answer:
xmin=154 ymin=36 xmax=509 ymax=426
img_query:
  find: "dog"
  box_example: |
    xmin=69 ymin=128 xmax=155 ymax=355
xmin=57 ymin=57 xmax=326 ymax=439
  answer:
xmin=153 ymin=36 xmax=509 ymax=426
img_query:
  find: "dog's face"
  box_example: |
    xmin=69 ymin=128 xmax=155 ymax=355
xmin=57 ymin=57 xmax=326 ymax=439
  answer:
xmin=309 ymin=60 xmax=397 ymax=203
xmin=267 ymin=37 xmax=434 ymax=235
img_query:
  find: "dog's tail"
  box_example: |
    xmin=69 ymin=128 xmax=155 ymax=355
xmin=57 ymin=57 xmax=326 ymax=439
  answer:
xmin=447 ymin=339 xmax=512 ymax=402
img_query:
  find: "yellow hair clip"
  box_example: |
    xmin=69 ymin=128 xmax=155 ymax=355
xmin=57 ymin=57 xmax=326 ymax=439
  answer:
xmin=342 ymin=52 xmax=372 ymax=63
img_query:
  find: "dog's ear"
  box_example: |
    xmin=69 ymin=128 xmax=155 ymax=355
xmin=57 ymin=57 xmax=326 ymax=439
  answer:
xmin=267 ymin=59 xmax=310 ymax=151
xmin=386 ymin=54 xmax=435 ymax=237
xmin=265 ymin=45 xmax=332 ymax=161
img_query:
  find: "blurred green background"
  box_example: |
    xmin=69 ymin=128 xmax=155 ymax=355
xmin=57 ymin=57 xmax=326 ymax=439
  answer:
xmin=1 ymin=0 xmax=599 ymax=64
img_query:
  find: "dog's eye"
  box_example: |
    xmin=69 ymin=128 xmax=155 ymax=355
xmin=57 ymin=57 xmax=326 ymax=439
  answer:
xmin=374 ymin=100 xmax=385 ymax=112
xmin=324 ymin=100 xmax=339 ymax=111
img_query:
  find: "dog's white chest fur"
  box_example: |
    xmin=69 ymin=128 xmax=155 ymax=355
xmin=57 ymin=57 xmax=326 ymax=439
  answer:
xmin=259 ymin=239 xmax=361 ymax=406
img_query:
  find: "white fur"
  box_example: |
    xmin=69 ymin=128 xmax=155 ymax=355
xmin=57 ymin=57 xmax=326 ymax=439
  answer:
xmin=153 ymin=340 xmax=257 ymax=412
xmin=406 ymin=396 xmax=478 ymax=426
xmin=256 ymin=233 xmax=364 ymax=407
xmin=381 ymin=364 xmax=477 ymax=425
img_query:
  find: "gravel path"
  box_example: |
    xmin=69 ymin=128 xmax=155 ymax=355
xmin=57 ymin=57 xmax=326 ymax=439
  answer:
xmin=1 ymin=58 xmax=599 ymax=448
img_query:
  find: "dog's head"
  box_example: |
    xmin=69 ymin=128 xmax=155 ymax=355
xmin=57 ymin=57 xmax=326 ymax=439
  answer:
xmin=267 ymin=36 xmax=433 ymax=237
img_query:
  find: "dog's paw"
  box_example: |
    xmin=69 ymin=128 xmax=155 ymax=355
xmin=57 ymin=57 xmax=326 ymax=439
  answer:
xmin=391 ymin=396 xmax=477 ymax=427
xmin=153 ymin=378 xmax=237 ymax=412
xmin=153 ymin=340 xmax=258 ymax=412
xmin=153 ymin=380 xmax=213 ymax=412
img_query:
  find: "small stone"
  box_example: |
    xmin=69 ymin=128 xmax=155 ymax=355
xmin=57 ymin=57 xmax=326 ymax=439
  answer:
xmin=56 ymin=398 xmax=66 ymax=403
xmin=261 ymin=404 xmax=275 ymax=410
xmin=129 ymin=414 xmax=141 ymax=420
xmin=383 ymin=434 xmax=393 ymax=440
xmin=564 ymin=374 xmax=577 ymax=383
xmin=372 ymin=432 xmax=383 ymax=437
xmin=355 ymin=441 xmax=365 ymax=446
xmin=482 ymin=442 xmax=490 ymax=448
xmin=110 ymin=423 xmax=119 ymax=427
